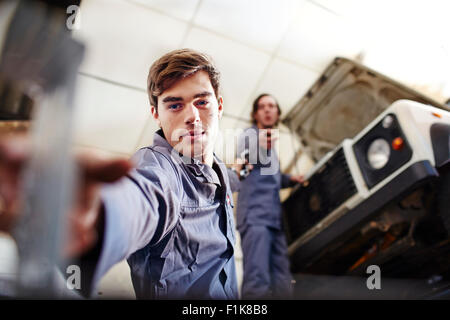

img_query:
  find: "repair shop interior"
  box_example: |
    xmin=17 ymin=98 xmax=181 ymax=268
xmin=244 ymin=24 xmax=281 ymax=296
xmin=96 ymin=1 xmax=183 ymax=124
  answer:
xmin=0 ymin=0 xmax=449 ymax=300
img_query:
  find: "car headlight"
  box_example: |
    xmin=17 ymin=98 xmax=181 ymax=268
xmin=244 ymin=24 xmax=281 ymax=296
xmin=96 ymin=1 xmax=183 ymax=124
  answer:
xmin=353 ymin=113 xmax=412 ymax=189
xmin=367 ymin=138 xmax=390 ymax=169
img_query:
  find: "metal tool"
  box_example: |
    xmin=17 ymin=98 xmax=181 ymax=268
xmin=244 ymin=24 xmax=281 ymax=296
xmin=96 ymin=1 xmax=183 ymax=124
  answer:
xmin=239 ymin=148 xmax=251 ymax=180
xmin=0 ymin=0 xmax=84 ymax=298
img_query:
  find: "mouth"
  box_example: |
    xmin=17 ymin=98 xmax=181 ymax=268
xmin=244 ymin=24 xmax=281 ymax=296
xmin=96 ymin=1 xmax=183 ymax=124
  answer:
xmin=181 ymin=129 xmax=206 ymax=141
xmin=264 ymin=116 xmax=273 ymax=122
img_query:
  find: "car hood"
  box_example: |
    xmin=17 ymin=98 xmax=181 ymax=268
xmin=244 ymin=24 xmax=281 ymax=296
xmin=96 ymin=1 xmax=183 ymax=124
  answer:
xmin=282 ymin=57 xmax=448 ymax=161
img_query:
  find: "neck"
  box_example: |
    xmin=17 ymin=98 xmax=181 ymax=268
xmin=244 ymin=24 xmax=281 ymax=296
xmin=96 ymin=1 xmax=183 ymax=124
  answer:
xmin=257 ymin=123 xmax=274 ymax=129
xmin=192 ymin=148 xmax=214 ymax=167
xmin=202 ymin=152 xmax=214 ymax=167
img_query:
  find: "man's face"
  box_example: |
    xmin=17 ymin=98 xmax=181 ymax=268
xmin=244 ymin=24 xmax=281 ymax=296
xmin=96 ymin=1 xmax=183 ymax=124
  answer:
xmin=152 ymin=71 xmax=223 ymax=162
xmin=253 ymin=95 xmax=279 ymax=129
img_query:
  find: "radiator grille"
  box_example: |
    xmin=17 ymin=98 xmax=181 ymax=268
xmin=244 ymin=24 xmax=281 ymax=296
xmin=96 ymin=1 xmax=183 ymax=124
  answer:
xmin=283 ymin=148 xmax=357 ymax=244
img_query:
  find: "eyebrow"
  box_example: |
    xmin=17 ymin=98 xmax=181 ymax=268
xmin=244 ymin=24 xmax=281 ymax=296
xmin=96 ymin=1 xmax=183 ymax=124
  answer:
xmin=162 ymin=96 xmax=183 ymax=103
xmin=193 ymin=91 xmax=213 ymax=99
xmin=161 ymin=91 xmax=213 ymax=103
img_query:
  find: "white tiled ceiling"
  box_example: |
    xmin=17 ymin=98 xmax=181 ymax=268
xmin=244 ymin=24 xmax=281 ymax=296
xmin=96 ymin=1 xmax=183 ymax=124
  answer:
xmin=129 ymin=0 xmax=201 ymax=22
xmin=183 ymin=27 xmax=272 ymax=121
xmin=277 ymin=0 xmax=362 ymax=72
xmin=72 ymin=74 xmax=151 ymax=155
xmin=214 ymin=115 xmax=251 ymax=164
xmin=311 ymin=0 xmax=450 ymax=102
xmin=254 ymin=58 xmax=320 ymax=115
xmin=219 ymin=114 xmax=249 ymax=132
xmin=194 ymin=0 xmax=302 ymax=52
xmin=135 ymin=114 xmax=161 ymax=150
xmin=277 ymin=131 xmax=299 ymax=171
xmin=74 ymin=0 xmax=188 ymax=89
xmin=68 ymin=0 xmax=450 ymax=165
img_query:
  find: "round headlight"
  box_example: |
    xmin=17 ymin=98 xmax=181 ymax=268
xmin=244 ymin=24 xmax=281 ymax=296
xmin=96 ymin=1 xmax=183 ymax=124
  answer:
xmin=367 ymin=138 xmax=390 ymax=169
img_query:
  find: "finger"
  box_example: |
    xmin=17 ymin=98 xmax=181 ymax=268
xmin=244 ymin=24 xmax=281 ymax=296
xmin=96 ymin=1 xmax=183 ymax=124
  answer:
xmin=75 ymin=159 xmax=132 ymax=213
xmin=0 ymin=168 xmax=22 ymax=217
xmin=79 ymin=157 xmax=133 ymax=184
xmin=70 ymin=199 xmax=101 ymax=230
xmin=63 ymin=228 xmax=97 ymax=258
xmin=0 ymin=202 xmax=19 ymax=231
xmin=0 ymin=135 xmax=30 ymax=168
xmin=63 ymin=206 xmax=100 ymax=256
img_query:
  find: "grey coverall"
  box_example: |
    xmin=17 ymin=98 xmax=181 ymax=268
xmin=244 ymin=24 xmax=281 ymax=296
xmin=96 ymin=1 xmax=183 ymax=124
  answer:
xmin=78 ymin=130 xmax=238 ymax=299
xmin=236 ymin=126 xmax=296 ymax=299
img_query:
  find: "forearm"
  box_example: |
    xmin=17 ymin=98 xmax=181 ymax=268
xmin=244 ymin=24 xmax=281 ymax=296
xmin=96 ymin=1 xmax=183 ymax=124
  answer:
xmin=281 ymin=173 xmax=296 ymax=188
xmin=73 ymin=172 xmax=179 ymax=296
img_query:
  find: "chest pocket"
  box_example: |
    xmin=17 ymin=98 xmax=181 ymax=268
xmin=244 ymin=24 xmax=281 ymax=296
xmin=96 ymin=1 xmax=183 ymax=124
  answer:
xmin=159 ymin=217 xmax=200 ymax=275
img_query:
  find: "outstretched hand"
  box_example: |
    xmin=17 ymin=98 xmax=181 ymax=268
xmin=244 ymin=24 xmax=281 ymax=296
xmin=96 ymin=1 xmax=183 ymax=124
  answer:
xmin=0 ymin=134 xmax=132 ymax=257
xmin=290 ymin=175 xmax=305 ymax=184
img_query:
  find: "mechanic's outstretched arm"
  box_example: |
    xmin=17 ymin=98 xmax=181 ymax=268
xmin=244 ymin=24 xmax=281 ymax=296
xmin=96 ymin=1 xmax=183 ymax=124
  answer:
xmin=281 ymin=173 xmax=304 ymax=189
xmin=0 ymin=134 xmax=131 ymax=256
xmin=0 ymin=135 xmax=184 ymax=296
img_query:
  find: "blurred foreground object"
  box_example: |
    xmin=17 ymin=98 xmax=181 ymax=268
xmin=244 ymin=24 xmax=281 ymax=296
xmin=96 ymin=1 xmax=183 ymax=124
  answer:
xmin=0 ymin=0 xmax=84 ymax=297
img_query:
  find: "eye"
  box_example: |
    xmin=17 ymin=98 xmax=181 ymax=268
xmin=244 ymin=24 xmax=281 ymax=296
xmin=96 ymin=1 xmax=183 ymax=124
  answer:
xmin=196 ymin=100 xmax=209 ymax=107
xmin=168 ymin=103 xmax=183 ymax=110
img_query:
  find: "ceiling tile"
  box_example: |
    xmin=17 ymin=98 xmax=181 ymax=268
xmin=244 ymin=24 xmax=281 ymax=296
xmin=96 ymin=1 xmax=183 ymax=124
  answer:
xmin=254 ymin=58 xmax=320 ymax=115
xmin=215 ymin=115 xmax=251 ymax=164
xmin=277 ymin=130 xmax=315 ymax=175
xmin=311 ymin=1 xmax=450 ymax=101
xmin=309 ymin=0 xmax=364 ymax=16
xmin=277 ymin=131 xmax=298 ymax=171
xmin=74 ymin=0 xmax=188 ymax=89
xmin=277 ymin=1 xmax=362 ymax=72
xmin=194 ymin=0 xmax=303 ymax=52
xmin=312 ymin=0 xmax=449 ymax=22
xmin=183 ymin=27 xmax=271 ymax=121
xmin=216 ymin=116 xmax=237 ymax=164
xmin=73 ymin=75 xmax=151 ymax=155
xmin=135 ymin=116 xmax=161 ymax=150
xmin=128 ymin=0 xmax=200 ymax=21
xmin=219 ymin=114 xmax=239 ymax=132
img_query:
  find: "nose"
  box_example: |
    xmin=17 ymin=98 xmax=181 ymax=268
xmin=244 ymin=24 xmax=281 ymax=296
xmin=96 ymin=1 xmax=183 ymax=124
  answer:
xmin=184 ymin=103 xmax=200 ymax=125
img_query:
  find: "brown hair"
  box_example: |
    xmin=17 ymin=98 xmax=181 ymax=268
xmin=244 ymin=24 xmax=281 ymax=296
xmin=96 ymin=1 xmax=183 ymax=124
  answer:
xmin=147 ymin=48 xmax=220 ymax=111
xmin=251 ymin=93 xmax=281 ymax=125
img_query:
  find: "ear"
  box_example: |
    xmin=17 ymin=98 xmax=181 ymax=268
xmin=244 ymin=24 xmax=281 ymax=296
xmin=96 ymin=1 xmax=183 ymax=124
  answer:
xmin=151 ymin=105 xmax=161 ymax=128
xmin=217 ymin=96 xmax=224 ymax=119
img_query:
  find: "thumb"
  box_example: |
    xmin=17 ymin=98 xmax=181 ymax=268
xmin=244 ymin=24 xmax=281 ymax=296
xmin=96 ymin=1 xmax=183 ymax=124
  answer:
xmin=80 ymin=157 xmax=133 ymax=184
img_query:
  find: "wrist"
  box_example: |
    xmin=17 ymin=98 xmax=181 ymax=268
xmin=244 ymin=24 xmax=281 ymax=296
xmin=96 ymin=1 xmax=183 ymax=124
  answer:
xmin=230 ymin=166 xmax=240 ymax=179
